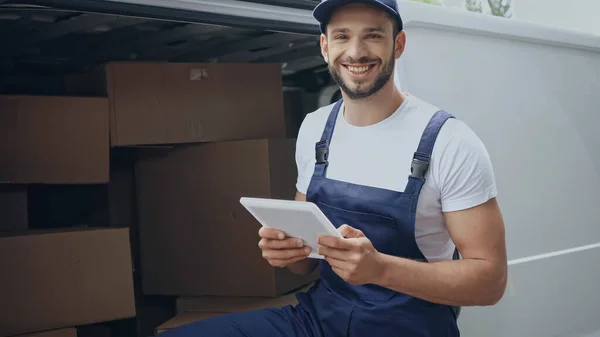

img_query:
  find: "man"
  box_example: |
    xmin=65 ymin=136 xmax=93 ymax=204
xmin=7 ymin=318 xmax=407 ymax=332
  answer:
xmin=160 ymin=1 xmax=507 ymax=336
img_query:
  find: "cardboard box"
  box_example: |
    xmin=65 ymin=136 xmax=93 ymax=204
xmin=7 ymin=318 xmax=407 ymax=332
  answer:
xmin=26 ymin=149 xmax=136 ymax=230
xmin=67 ymin=62 xmax=287 ymax=146
xmin=157 ymin=283 xmax=311 ymax=335
xmin=0 ymin=95 xmax=109 ymax=184
xmin=282 ymin=89 xmax=306 ymax=139
xmin=14 ymin=328 xmax=77 ymax=337
xmin=26 ymin=179 xmax=132 ymax=229
xmin=0 ymin=227 xmax=136 ymax=337
xmin=176 ymin=282 xmax=313 ymax=314
xmin=134 ymin=297 xmax=176 ymax=337
xmin=14 ymin=326 xmax=112 ymax=337
xmin=154 ymin=313 xmax=225 ymax=335
xmin=135 ymin=138 xmax=318 ymax=297
xmin=0 ymin=185 xmax=28 ymax=232
xmin=71 ymin=326 xmax=111 ymax=337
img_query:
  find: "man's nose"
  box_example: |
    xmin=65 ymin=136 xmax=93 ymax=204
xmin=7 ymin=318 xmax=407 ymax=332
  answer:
xmin=346 ymin=38 xmax=368 ymax=61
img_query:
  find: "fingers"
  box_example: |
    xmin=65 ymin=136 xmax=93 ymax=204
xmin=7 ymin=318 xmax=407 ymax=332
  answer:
xmin=318 ymin=245 xmax=348 ymax=260
xmin=338 ymin=224 xmax=365 ymax=238
xmin=331 ymin=265 xmax=346 ymax=277
xmin=317 ymin=224 xmax=364 ymax=249
xmin=326 ymin=255 xmax=350 ymax=272
xmin=262 ymin=246 xmax=311 ymax=268
xmin=257 ymin=227 xmax=311 ymax=268
xmin=317 ymin=235 xmax=354 ymax=250
xmin=262 ymin=246 xmax=311 ymax=260
xmin=259 ymin=237 xmax=305 ymax=250
xmin=266 ymin=254 xmax=309 ymax=268
xmin=258 ymin=227 xmax=286 ymax=240
xmin=258 ymin=227 xmax=304 ymax=249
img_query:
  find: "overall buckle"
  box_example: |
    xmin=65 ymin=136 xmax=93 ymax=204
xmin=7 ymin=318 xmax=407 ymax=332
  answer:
xmin=410 ymin=152 xmax=430 ymax=181
xmin=316 ymin=146 xmax=329 ymax=164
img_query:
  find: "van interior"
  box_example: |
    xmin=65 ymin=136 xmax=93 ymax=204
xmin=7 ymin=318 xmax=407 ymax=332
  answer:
xmin=0 ymin=1 xmax=338 ymax=119
xmin=0 ymin=1 xmax=344 ymax=337
xmin=6 ymin=1 xmax=600 ymax=337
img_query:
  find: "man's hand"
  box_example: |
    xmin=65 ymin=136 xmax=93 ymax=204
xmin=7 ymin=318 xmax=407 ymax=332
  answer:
xmin=258 ymin=227 xmax=312 ymax=268
xmin=317 ymin=224 xmax=384 ymax=285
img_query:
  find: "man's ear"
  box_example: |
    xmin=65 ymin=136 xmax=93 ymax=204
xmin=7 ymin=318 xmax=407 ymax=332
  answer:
xmin=394 ymin=31 xmax=406 ymax=59
xmin=320 ymin=34 xmax=329 ymax=63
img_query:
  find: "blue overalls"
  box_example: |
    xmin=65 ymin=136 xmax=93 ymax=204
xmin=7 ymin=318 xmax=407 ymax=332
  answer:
xmin=158 ymin=99 xmax=460 ymax=337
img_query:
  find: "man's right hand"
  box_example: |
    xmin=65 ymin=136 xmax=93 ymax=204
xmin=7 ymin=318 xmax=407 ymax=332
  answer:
xmin=258 ymin=227 xmax=312 ymax=268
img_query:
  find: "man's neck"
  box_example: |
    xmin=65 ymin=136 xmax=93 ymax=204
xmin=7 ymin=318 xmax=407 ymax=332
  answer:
xmin=342 ymin=82 xmax=406 ymax=127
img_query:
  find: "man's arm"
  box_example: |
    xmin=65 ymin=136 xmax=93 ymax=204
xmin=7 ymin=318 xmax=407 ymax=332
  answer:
xmin=374 ymin=197 xmax=508 ymax=306
xmin=286 ymin=190 xmax=320 ymax=276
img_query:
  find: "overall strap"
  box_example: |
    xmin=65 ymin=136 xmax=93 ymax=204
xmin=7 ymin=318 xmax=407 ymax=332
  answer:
xmin=313 ymin=99 xmax=343 ymax=178
xmin=405 ymin=109 xmax=461 ymax=320
xmin=405 ymin=110 xmax=455 ymax=197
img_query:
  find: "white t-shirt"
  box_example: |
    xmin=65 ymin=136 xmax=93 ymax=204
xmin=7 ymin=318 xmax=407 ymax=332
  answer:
xmin=295 ymin=93 xmax=497 ymax=262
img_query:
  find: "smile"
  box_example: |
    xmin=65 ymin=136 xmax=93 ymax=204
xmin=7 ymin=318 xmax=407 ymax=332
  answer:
xmin=342 ymin=64 xmax=376 ymax=76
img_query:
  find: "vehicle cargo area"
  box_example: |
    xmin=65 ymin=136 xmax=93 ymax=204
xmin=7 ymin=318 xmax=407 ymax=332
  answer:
xmin=4 ymin=1 xmax=600 ymax=337
xmin=0 ymin=3 xmax=332 ymax=337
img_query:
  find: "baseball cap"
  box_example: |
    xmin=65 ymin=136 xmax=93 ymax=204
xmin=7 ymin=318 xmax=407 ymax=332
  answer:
xmin=313 ymin=0 xmax=404 ymax=34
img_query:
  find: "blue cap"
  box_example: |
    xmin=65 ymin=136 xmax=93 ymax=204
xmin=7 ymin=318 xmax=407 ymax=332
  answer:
xmin=313 ymin=0 xmax=404 ymax=34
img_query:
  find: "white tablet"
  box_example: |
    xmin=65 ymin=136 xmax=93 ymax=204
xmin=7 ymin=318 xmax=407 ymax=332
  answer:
xmin=239 ymin=197 xmax=343 ymax=259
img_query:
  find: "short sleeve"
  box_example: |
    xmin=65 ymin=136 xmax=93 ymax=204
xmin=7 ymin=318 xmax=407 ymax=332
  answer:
xmin=432 ymin=119 xmax=498 ymax=213
xmin=295 ymin=114 xmax=316 ymax=195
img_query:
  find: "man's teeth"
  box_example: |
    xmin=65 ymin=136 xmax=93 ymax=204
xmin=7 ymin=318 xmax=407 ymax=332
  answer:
xmin=348 ymin=65 xmax=371 ymax=74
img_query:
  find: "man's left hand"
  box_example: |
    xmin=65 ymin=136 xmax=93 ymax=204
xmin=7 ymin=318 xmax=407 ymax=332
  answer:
xmin=317 ymin=224 xmax=385 ymax=285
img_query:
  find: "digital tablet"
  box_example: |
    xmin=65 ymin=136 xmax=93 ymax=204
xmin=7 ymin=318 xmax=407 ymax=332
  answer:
xmin=239 ymin=197 xmax=343 ymax=259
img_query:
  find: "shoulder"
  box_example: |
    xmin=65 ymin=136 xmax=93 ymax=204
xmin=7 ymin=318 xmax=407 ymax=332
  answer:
xmin=294 ymin=102 xmax=337 ymax=194
xmin=434 ymin=114 xmax=491 ymax=163
xmin=427 ymin=107 xmax=497 ymax=212
xmin=296 ymin=102 xmax=336 ymax=151
xmin=298 ymin=102 xmax=336 ymax=137
xmin=438 ymin=117 xmax=484 ymax=147
xmin=405 ymin=93 xmax=488 ymax=157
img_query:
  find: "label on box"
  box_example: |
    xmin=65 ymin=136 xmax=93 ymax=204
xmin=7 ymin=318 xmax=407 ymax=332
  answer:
xmin=189 ymin=68 xmax=209 ymax=81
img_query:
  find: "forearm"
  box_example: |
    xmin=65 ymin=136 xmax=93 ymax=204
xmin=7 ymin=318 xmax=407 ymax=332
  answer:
xmin=287 ymin=258 xmax=319 ymax=276
xmin=375 ymin=254 xmax=507 ymax=307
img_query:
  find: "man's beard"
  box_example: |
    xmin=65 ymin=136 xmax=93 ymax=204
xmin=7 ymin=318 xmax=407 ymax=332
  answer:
xmin=328 ymin=51 xmax=395 ymax=100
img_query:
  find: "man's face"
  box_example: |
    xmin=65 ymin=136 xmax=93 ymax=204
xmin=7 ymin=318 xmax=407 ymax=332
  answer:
xmin=321 ymin=3 xmax=404 ymax=100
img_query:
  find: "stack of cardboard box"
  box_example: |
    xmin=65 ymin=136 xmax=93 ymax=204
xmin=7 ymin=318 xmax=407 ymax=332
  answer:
xmin=0 ymin=96 xmax=137 ymax=337
xmin=97 ymin=62 xmax=318 ymax=334
xmin=1 ymin=61 xmax=317 ymax=336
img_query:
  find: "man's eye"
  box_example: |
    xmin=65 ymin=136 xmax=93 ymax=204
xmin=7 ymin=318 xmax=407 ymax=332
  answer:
xmin=367 ymin=34 xmax=382 ymax=39
xmin=335 ymin=35 xmax=348 ymax=40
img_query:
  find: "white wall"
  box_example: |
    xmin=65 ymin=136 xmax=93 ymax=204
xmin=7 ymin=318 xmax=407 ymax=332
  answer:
xmin=409 ymin=0 xmax=600 ymax=36
xmin=395 ymin=2 xmax=600 ymax=336
xmin=512 ymin=0 xmax=600 ymax=36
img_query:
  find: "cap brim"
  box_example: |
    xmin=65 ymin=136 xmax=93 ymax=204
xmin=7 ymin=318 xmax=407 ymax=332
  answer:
xmin=313 ymin=0 xmax=397 ymax=26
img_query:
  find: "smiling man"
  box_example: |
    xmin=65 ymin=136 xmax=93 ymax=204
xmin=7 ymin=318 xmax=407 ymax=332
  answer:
xmin=158 ymin=1 xmax=508 ymax=336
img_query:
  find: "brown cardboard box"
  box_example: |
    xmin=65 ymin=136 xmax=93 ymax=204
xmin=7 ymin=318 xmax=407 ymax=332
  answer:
xmin=26 ymin=178 xmax=133 ymax=229
xmin=0 ymin=227 xmax=136 ymax=337
xmin=133 ymin=297 xmax=176 ymax=337
xmin=99 ymin=62 xmax=286 ymax=146
xmin=176 ymin=282 xmax=313 ymax=314
xmin=0 ymin=95 xmax=109 ymax=184
xmin=0 ymin=185 xmax=28 ymax=232
xmin=25 ymin=149 xmax=136 ymax=230
xmin=72 ymin=326 xmax=111 ymax=337
xmin=154 ymin=313 xmax=225 ymax=335
xmin=14 ymin=328 xmax=77 ymax=337
xmin=282 ymin=89 xmax=306 ymax=139
xmin=13 ymin=326 xmax=112 ymax=337
xmin=135 ymin=138 xmax=318 ymax=297
xmin=156 ymin=283 xmax=310 ymax=335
